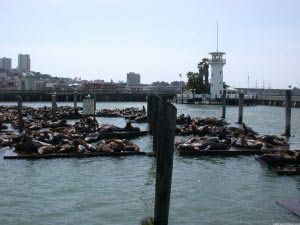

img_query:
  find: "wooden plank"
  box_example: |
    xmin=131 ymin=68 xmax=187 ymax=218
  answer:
xmin=255 ymin=157 xmax=300 ymax=175
xmin=276 ymin=199 xmax=300 ymax=217
xmin=178 ymin=148 xmax=280 ymax=157
xmin=3 ymin=151 xmax=147 ymax=160
xmin=98 ymin=131 xmax=148 ymax=139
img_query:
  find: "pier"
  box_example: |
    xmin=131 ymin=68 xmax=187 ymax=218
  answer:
xmin=0 ymin=90 xmax=175 ymax=102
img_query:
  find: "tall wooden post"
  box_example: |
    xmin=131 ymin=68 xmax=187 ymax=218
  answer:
xmin=238 ymin=93 xmax=244 ymax=124
xmin=74 ymin=91 xmax=78 ymax=113
xmin=16 ymin=95 xmax=24 ymax=132
xmin=147 ymin=95 xmax=154 ymax=134
xmin=94 ymin=93 xmax=97 ymax=131
xmin=154 ymin=98 xmax=177 ymax=225
xmin=285 ymin=89 xmax=291 ymax=136
xmin=221 ymin=90 xmax=226 ymax=119
xmin=152 ymin=95 xmax=160 ymax=153
xmin=52 ymin=93 xmax=57 ymax=119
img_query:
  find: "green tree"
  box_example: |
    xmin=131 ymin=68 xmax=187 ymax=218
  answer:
xmin=186 ymin=71 xmax=203 ymax=93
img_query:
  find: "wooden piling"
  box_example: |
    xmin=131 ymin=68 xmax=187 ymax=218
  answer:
xmin=52 ymin=93 xmax=57 ymax=119
xmin=154 ymin=98 xmax=177 ymax=225
xmin=221 ymin=90 xmax=226 ymax=119
xmin=16 ymin=95 xmax=24 ymax=132
xmin=74 ymin=91 xmax=78 ymax=113
xmin=147 ymin=95 xmax=154 ymax=134
xmin=285 ymin=89 xmax=291 ymax=136
xmin=238 ymin=93 xmax=244 ymax=124
xmin=152 ymin=95 xmax=160 ymax=153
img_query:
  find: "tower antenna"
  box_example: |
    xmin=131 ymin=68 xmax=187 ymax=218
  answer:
xmin=217 ymin=21 xmax=219 ymax=52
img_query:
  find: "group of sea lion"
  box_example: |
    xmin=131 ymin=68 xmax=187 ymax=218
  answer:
xmin=11 ymin=133 xmax=139 ymax=155
xmin=0 ymin=105 xmax=143 ymax=155
xmin=258 ymin=149 xmax=300 ymax=167
xmin=176 ymin=115 xmax=289 ymax=151
xmin=0 ymin=105 xmax=83 ymax=122
xmin=96 ymin=107 xmax=147 ymax=122
xmin=176 ymin=114 xmax=229 ymax=136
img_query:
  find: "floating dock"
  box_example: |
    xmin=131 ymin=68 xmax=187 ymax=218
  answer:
xmin=177 ymin=148 xmax=281 ymax=157
xmin=276 ymin=199 xmax=300 ymax=217
xmin=255 ymin=157 xmax=300 ymax=175
xmin=99 ymin=131 xmax=148 ymax=139
xmin=3 ymin=151 xmax=148 ymax=160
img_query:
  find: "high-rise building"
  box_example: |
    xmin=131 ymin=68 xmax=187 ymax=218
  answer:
xmin=18 ymin=54 xmax=31 ymax=72
xmin=0 ymin=57 xmax=12 ymax=71
xmin=126 ymin=72 xmax=141 ymax=86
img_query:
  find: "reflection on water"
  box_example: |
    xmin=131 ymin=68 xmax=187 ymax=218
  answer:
xmin=0 ymin=102 xmax=300 ymax=225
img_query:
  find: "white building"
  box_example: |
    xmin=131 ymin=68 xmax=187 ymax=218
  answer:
xmin=18 ymin=54 xmax=31 ymax=72
xmin=208 ymin=52 xmax=226 ymax=98
xmin=18 ymin=72 xmax=36 ymax=90
xmin=127 ymin=72 xmax=141 ymax=86
xmin=0 ymin=57 xmax=12 ymax=71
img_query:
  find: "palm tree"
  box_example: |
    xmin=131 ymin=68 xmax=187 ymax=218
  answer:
xmin=201 ymin=58 xmax=209 ymax=93
xmin=197 ymin=61 xmax=204 ymax=90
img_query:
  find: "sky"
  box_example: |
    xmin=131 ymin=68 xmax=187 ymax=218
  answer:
xmin=1 ymin=0 xmax=300 ymax=88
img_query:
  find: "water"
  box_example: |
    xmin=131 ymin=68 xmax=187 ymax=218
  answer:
xmin=0 ymin=102 xmax=300 ymax=225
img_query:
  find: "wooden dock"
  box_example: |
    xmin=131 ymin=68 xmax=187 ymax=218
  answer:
xmin=99 ymin=131 xmax=148 ymax=139
xmin=3 ymin=151 xmax=148 ymax=160
xmin=177 ymin=148 xmax=281 ymax=157
xmin=255 ymin=157 xmax=300 ymax=175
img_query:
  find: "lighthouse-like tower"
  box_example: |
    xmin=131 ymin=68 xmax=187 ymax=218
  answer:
xmin=208 ymin=22 xmax=226 ymax=98
xmin=208 ymin=52 xmax=226 ymax=98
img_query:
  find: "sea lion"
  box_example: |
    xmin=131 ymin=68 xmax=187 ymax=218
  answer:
xmin=37 ymin=145 xmax=55 ymax=155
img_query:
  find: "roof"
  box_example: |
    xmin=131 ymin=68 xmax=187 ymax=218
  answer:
xmin=209 ymin=52 xmax=226 ymax=55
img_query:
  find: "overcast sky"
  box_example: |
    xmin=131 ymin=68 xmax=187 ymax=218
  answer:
xmin=1 ymin=0 xmax=300 ymax=88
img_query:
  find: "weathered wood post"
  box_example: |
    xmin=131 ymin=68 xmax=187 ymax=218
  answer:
xmin=154 ymin=98 xmax=177 ymax=225
xmin=52 ymin=93 xmax=57 ymax=119
xmin=16 ymin=95 xmax=24 ymax=132
xmin=221 ymin=90 xmax=226 ymax=119
xmin=93 ymin=93 xmax=97 ymax=131
xmin=147 ymin=95 xmax=154 ymax=134
xmin=285 ymin=89 xmax=291 ymax=136
xmin=74 ymin=91 xmax=78 ymax=113
xmin=152 ymin=95 xmax=160 ymax=153
xmin=238 ymin=93 xmax=244 ymax=124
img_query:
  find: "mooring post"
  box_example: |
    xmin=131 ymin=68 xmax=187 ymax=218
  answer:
xmin=52 ymin=93 xmax=57 ymax=119
xmin=147 ymin=95 xmax=154 ymax=134
xmin=238 ymin=93 xmax=244 ymax=124
xmin=74 ymin=91 xmax=78 ymax=113
xmin=16 ymin=95 xmax=24 ymax=132
xmin=285 ymin=89 xmax=291 ymax=136
xmin=152 ymin=95 xmax=160 ymax=153
xmin=221 ymin=90 xmax=226 ymax=119
xmin=94 ymin=93 xmax=97 ymax=131
xmin=154 ymin=98 xmax=177 ymax=225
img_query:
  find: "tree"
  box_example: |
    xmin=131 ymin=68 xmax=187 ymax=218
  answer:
xmin=197 ymin=61 xmax=204 ymax=90
xmin=202 ymin=58 xmax=209 ymax=91
xmin=186 ymin=71 xmax=203 ymax=93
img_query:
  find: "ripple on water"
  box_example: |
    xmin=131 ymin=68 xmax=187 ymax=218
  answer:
xmin=0 ymin=102 xmax=300 ymax=224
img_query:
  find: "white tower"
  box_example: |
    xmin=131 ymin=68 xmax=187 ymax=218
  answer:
xmin=208 ymin=22 xmax=226 ymax=98
xmin=208 ymin=52 xmax=226 ymax=98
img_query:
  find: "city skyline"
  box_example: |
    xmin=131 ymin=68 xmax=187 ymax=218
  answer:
xmin=1 ymin=0 xmax=300 ymax=88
